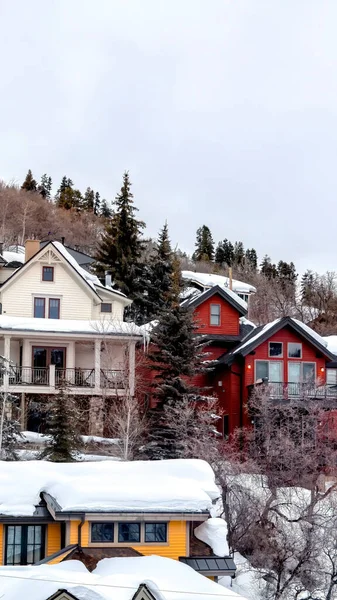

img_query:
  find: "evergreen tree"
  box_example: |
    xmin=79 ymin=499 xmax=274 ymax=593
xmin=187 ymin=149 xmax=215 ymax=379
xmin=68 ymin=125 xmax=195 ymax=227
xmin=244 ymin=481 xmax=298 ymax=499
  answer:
xmin=215 ymin=241 xmax=226 ymax=266
xmin=301 ymin=270 xmax=314 ymax=303
xmin=42 ymin=387 xmax=82 ymax=462
xmin=83 ymin=187 xmax=95 ymax=211
xmin=143 ymin=270 xmax=207 ymax=459
xmin=260 ymin=255 xmax=277 ymax=279
xmin=95 ymin=171 xmax=145 ymax=297
xmin=277 ymin=260 xmax=297 ymax=285
xmin=56 ymin=177 xmax=82 ymax=210
xmin=38 ymin=174 xmax=52 ymax=199
xmin=220 ymin=239 xmax=234 ymax=266
xmin=233 ymin=241 xmax=245 ymax=266
xmin=94 ymin=192 xmax=101 ymax=215
xmin=139 ymin=222 xmax=175 ymax=322
xmin=245 ymin=248 xmax=258 ymax=270
xmin=100 ymin=199 xmax=112 ymax=218
xmin=21 ymin=169 xmax=37 ymax=192
xmin=1 ymin=416 xmax=21 ymax=460
xmin=192 ymin=225 xmax=214 ymax=262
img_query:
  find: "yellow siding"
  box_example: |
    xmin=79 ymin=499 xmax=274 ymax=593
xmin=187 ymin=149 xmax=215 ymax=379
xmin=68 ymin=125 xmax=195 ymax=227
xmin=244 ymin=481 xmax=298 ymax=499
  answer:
xmin=0 ymin=524 xmax=3 ymax=565
xmin=69 ymin=520 xmax=89 ymax=545
xmin=47 ymin=547 xmax=75 ymax=565
xmin=47 ymin=523 xmax=61 ymax=556
xmin=133 ymin=521 xmax=187 ymax=560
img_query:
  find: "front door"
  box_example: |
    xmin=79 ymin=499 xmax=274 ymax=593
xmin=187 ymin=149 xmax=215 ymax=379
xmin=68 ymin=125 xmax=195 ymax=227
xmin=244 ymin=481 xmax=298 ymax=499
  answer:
xmin=32 ymin=347 xmax=66 ymax=369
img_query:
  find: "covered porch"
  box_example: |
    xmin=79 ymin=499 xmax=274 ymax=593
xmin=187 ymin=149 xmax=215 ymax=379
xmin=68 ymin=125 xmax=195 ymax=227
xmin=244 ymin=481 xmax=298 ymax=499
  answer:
xmin=0 ymin=334 xmax=136 ymax=396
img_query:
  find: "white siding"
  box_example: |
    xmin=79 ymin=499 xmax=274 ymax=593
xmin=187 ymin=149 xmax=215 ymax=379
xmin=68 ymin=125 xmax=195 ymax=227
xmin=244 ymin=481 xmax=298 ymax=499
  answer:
xmin=1 ymin=261 xmax=94 ymax=320
xmin=92 ymin=295 xmax=125 ymax=321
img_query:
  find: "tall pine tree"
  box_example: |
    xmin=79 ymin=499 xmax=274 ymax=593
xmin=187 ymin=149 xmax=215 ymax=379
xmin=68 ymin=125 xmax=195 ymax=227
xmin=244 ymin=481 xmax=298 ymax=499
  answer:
xmin=83 ymin=187 xmax=95 ymax=211
xmin=142 ymin=262 xmax=207 ymax=459
xmin=21 ymin=169 xmax=37 ymax=192
xmin=192 ymin=225 xmax=214 ymax=262
xmin=140 ymin=222 xmax=175 ymax=322
xmin=95 ymin=171 xmax=145 ymax=297
xmin=94 ymin=192 xmax=101 ymax=215
xmin=38 ymin=174 xmax=52 ymax=199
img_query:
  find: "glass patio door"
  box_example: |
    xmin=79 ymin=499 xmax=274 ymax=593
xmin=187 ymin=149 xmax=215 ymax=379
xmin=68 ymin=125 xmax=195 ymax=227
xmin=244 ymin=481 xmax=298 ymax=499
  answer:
xmin=288 ymin=362 xmax=301 ymax=395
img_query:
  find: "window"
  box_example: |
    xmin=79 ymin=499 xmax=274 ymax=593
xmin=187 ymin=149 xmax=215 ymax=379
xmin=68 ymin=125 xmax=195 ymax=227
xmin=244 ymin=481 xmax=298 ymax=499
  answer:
xmin=210 ymin=303 xmax=221 ymax=326
xmin=288 ymin=362 xmax=316 ymax=383
xmin=34 ymin=297 xmax=45 ymax=318
xmin=238 ymin=293 xmax=249 ymax=303
xmin=42 ymin=266 xmax=54 ymax=281
xmin=118 ymin=523 xmax=140 ymax=543
xmin=145 ymin=523 xmax=167 ymax=543
xmin=269 ymin=342 xmax=283 ymax=357
xmin=101 ymin=303 xmax=112 ymax=313
xmin=327 ymin=369 xmax=337 ymax=385
xmin=5 ymin=525 xmax=45 ymax=565
xmin=48 ymin=298 xmax=60 ymax=319
xmin=91 ymin=523 xmax=114 ymax=543
xmin=255 ymin=360 xmax=283 ymax=382
xmin=288 ymin=343 xmax=302 ymax=358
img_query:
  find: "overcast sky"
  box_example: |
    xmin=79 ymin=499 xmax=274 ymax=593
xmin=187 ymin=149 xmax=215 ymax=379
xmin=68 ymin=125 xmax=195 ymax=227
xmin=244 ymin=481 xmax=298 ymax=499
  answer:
xmin=0 ymin=1 xmax=336 ymax=273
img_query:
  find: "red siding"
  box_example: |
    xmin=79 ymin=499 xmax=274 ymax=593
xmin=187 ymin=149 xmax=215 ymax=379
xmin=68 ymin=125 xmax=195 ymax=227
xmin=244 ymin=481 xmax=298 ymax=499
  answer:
xmin=243 ymin=326 xmax=326 ymax=387
xmin=193 ymin=294 xmax=240 ymax=336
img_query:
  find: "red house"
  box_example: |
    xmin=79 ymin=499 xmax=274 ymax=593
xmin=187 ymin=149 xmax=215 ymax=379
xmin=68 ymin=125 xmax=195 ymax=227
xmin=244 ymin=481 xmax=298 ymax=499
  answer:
xmin=180 ymin=286 xmax=337 ymax=438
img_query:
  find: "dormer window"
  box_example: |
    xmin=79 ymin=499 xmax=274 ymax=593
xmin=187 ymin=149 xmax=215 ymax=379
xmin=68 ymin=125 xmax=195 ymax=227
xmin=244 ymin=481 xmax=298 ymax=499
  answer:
xmin=42 ymin=266 xmax=54 ymax=282
xmin=210 ymin=303 xmax=221 ymax=326
xmin=101 ymin=303 xmax=112 ymax=313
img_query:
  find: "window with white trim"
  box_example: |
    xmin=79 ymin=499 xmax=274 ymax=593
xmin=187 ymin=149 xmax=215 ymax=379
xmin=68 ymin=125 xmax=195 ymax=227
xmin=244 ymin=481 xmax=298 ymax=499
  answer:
xmin=269 ymin=342 xmax=283 ymax=357
xmin=288 ymin=342 xmax=302 ymax=358
xmin=210 ymin=303 xmax=221 ymax=326
xmin=255 ymin=360 xmax=283 ymax=382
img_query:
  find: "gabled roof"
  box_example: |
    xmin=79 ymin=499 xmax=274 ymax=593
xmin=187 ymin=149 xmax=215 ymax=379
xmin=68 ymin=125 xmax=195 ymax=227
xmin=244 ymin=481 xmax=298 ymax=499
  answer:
xmin=181 ymin=285 xmax=247 ymax=316
xmin=0 ymin=241 xmax=130 ymax=306
xmin=219 ymin=316 xmax=336 ymax=364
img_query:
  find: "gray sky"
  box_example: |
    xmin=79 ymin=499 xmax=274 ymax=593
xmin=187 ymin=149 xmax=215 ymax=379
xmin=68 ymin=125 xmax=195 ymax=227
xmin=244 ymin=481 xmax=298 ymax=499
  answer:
xmin=0 ymin=0 xmax=336 ymax=274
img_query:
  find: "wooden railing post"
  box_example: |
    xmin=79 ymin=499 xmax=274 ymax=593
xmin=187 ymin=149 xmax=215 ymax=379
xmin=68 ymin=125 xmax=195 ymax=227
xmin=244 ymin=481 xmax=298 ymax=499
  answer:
xmin=49 ymin=364 xmax=55 ymax=389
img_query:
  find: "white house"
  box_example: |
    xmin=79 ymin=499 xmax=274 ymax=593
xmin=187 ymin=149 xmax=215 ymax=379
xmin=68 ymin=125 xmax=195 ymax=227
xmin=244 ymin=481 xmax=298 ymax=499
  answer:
xmin=0 ymin=240 xmax=144 ymax=434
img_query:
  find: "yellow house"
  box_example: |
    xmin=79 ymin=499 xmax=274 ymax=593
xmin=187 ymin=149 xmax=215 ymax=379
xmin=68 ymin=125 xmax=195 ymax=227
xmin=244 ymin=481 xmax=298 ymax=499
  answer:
xmin=0 ymin=460 xmax=235 ymax=581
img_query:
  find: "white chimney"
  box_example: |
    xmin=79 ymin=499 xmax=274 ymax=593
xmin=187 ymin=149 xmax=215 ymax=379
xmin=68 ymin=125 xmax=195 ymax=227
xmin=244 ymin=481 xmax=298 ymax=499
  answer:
xmin=105 ymin=271 xmax=112 ymax=287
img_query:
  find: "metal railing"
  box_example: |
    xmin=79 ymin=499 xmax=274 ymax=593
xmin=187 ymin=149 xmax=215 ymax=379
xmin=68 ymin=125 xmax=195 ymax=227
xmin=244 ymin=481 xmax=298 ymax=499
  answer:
xmin=100 ymin=369 xmax=125 ymax=389
xmin=0 ymin=366 xmax=126 ymax=389
xmin=55 ymin=368 xmax=95 ymax=388
xmin=260 ymin=382 xmax=337 ymax=400
xmin=5 ymin=366 xmax=50 ymax=386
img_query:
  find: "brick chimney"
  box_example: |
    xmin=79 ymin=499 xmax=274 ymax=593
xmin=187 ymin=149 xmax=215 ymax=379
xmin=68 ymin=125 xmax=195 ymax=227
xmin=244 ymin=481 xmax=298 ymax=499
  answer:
xmin=25 ymin=240 xmax=40 ymax=262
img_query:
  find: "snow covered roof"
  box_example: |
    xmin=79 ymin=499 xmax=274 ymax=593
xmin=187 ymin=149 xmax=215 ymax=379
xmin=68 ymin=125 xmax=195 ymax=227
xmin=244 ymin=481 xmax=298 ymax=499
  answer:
xmin=0 ymin=459 xmax=219 ymax=516
xmin=182 ymin=271 xmax=256 ymax=295
xmin=1 ymin=241 xmax=130 ymax=305
xmin=0 ymin=555 xmax=246 ymax=600
xmin=0 ymin=316 xmax=144 ymax=338
xmin=323 ymin=335 xmax=337 ymax=356
xmin=2 ymin=251 xmax=25 ymax=265
xmin=51 ymin=242 xmax=129 ymax=303
xmin=229 ymin=316 xmax=333 ymax=359
xmin=181 ymin=285 xmax=247 ymax=315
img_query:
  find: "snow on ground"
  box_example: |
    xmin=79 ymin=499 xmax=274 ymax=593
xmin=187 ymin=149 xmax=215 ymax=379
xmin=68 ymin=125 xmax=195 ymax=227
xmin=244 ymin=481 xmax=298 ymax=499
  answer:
xmin=0 ymin=459 xmax=219 ymax=515
xmin=0 ymin=555 xmax=247 ymax=600
xmin=220 ymin=553 xmax=265 ymax=600
xmin=194 ymin=517 xmax=229 ymax=556
xmin=323 ymin=335 xmax=337 ymax=355
xmin=19 ymin=431 xmax=120 ymax=446
xmin=16 ymin=449 xmax=119 ymax=462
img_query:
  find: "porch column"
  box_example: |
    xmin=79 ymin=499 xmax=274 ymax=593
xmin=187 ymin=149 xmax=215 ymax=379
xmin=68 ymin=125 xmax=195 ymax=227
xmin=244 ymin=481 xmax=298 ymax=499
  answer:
xmin=67 ymin=342 xmax=75 ymax=370
xmin=3 ymin=336 xmax=11 ymax=391
xmin=94 ymin=339 xmax=101 ymax=390
xmin=22 ymin=339 xmax=31 ymax=384
xmin=128 ymin=342 xmax=135 ymax=396
xmin=89 ymin=397 xmax=104 ymax=436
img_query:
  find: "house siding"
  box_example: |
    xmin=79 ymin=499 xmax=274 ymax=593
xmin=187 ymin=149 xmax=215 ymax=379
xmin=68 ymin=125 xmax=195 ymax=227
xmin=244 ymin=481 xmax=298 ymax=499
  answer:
xmin=1 ymin=261 xmax=94 ymax=320
xmin=193 ymin=294 xmax=240 ymax=336
xmin=76 ymin=520 xmax=187 ymax=560
xmin=47 ymin=523 xmax=62 ymax=556
xmin=244 ymin=326 xmax=326 ymax=387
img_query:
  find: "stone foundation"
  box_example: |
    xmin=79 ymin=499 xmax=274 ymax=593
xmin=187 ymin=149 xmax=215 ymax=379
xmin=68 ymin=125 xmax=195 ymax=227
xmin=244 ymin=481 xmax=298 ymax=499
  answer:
xmin=89 ymin=397 xmax=104 ymax=436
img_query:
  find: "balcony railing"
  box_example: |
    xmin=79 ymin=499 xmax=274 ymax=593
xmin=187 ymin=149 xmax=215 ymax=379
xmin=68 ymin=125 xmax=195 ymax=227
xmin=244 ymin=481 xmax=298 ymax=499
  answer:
xmin=253 ymin=381 xmax=337 ymax=401
xmin=0 ymin=366 xmax=126 ymax=390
